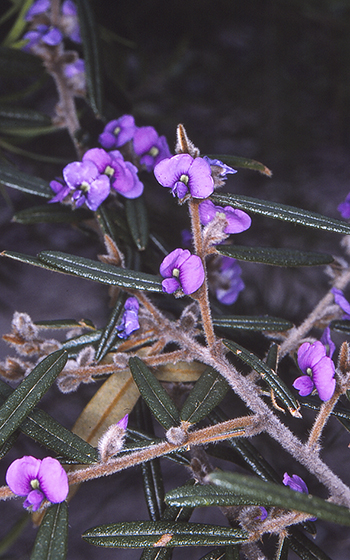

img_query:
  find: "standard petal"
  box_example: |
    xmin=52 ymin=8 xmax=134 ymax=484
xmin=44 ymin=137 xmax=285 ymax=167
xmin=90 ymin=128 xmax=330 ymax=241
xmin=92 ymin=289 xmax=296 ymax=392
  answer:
xmin=293 ymin=375 xmax=314 ymax=396
xmin=133 ymin=126 xmax=158 ymax=155
xmin=154 ymin=154 xmax=193 ymax=188
xmin=332 ymin=287 xmax=350 ymax=315
xmin=224 ymin=207 xmax=251 ymax=234
xmin=179 ymin=254 xmax=205 ymax=294
xmin=6 ymin=456 xmax=41 ymax=496
xmin=63 ymin=160 xmax=99 ymax=188
xmin=199 ymin=200 xmax=217 ymax=226
xmin=187 ymin=157 xmax=214 ymax=198
xmin=162 ymin=277 xmax=180 ymax=294
xmin=85 ymin=176 xmax=110 ymax=211
xmin=99 ymin=131 xmax=117 ymax=149
xmin=83 ymin=148 xmax=111 ymax=174
xmin=312 ymin=357 xmax=336 ymax=401
xmin=297 ymin=341 xmax=326 ymax=373
xmin=38 ymin=457 xmax=69 ymax=503
xmin=160 ymin=248 xmax=189 ymax=278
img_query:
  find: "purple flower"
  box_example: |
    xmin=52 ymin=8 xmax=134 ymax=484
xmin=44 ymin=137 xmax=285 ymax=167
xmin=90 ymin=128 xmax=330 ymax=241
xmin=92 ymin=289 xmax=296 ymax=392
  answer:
xmin=203 ymin=156 xmax=237 ymax=178
xmin=331 ymin=287 xmax=350 ymax=317
xmin=160 ymin=248 xmax=205 ymax=295
xmin=199 ymin=199 xmax=251 ymax=234
xmin=61 ymin=0 xmax=81 ymax=42
xmin=133 ymin=127 xmax=171 ymax=172
xmin=117 ymin=414 xmax=129 ymax=431
xmin=25 ymin=0 xmax=50 ymax=20
xmin=64 ymin=58 xmax=85 ymax=92
xmin=23 ymin=25 xmax=63 ymax=51
xmin=293 ymin=341 xmax=336 ymax=401
xmin=320 ymin=326 xmax=336 ymax=358
xmin=283 ymin=472 xmax=309 ymax=494
xmin=338 ymin=193 xmax=350 ymax=219
xmin=50 ymin=160 xmax=110 ymax=210
xmin=215 ymin=257 xmax=245 ymax=305
xmin=154 ymin=154 xmax=214 ymax=199
xmin=99 ymin=115 xmax=137 ymax=150
xmin=6 ymin=456 xmax=69 ymax=511
xmin=256 ymin=506 xmax=268 ymax=521
xmin=117 ymin=297 xmax=140 ymax=339
xmin=83 ymin=148 xmax=143 ymax=198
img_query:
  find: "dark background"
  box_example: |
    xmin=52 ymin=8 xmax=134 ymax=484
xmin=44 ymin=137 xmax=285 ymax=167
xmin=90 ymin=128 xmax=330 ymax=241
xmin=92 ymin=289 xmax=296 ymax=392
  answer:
xmin=1 ymin=0 xmax=350 ymax=558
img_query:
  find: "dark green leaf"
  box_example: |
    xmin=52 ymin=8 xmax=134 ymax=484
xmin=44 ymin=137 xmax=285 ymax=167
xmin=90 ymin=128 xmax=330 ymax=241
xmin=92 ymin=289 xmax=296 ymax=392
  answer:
xmin=0 ymin=350 xmax=67 ymax=447
xmin=1 ymin=250 xmax=59 ymax=270
xmin=95 ymin=292 xmax=127 ymax=361
xmin=330 ymin=320 xmax=350 ymax=334
xmin=0 ymin=433 xmax=18 ymax=459
xmin=38 ymin=251 xmax=163 ymax=292
xmin=0 ymin=105 xmax=51 ymax=129
xmin=211 ymin=192 xmax=350 ymax=235
xmin=95 ymin=204 xmax=121 ymax=243
xmin=266 ymin=343 xmax=279 ymax=371
xmin=13 ymin=205 xmax=90 ymax=224
xmin=223 ymin=340 xmax=300 ymax=417
xmin=299 ymin=397 xmax=350 ymax=432
xmin=206 ymin=154 xmax=272 ymax=176
xmin=0 ymin=164 xmax=52 ymax=198
xmin=141 ymin=460 xmax=165 ymax=522
xmin=212 ymin=315 xmax=293 ymax=332
xmin=30 ymin=502 xmax=68 ymax=560
xmin=82 ymin=521 xmax=248 ymax=548
xmin=289 ymin=527 xmax=332 ymax=560
xmin=125 ymin=196 xmax=149 ymax=251
xmin=76 ymin=0 xmax=103 ymax=116
xmin=129 ymin=357 xmax=180 ymax=429
xmin=210 ymin=471 xmax=350 ymax=525
xmin=217 ymin=245 xmax=333 ymax=267
xmin=0 ymin=47 xmax=43 ymax=77
xmin=180 ymin=367 xmax=229 ymax=424
xmin=61 ymin=329 xmax=102 ymax=355
xmin=275 ymin=537 xmax=289 ymax=560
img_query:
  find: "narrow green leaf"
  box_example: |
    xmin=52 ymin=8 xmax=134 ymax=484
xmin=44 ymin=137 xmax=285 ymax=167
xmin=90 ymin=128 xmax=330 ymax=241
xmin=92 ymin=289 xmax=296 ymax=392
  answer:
xmin=61 ymin=329 xmax=102 ymax=355
xmin=129 ymin=357 xmax=180 ymax=429
xmin=0 ymin=378 xmax=98 ymax=463
xmin=1 ymin=250 xmax=58 ymax=270
xmin=212 ymin=315 xmax=293 ymax=332
xmin=0 ymin=105 xmax=52 ymax=128
xmin=211 ymin=192 xmax=350 ymax=235
xmin=95 ymin=292 xmax=127 ymax=362
xmin=0 ymin=433 xmax=18 ymax=459
xmin=125 ymin=196 xmax=149 ymax=251
xmin=38 ymin=250 xmax=163 ymax=292
xmin=0 ymin=46 xmax=44 ymax=77
xmin=223 ymin=339 xmax=300 ymax=417
xmin=289 ymin=527 xmax=332 ymax=560
xmin=300 ymin=397 xmax=350 ymax=432
xmin=76 ymin=0 xmax=103 ymax=116
xmin=180 ymin=367 xmax=229 ymax=424
xmin=0 ymin=164 xmax=52 ymax=197
xmin=0 ymin=125 xmax=59 ymax=137
xmin=30 ymin=502 xmax=68 ymax=560
xmin=13 ymin=205 xmax=90 ymax=224
xmin=217 ymin=245 xmax=333 ymax=267
xmin=82 ymin=521 xmax=248 ymax=547
xmin=275 ymin=537 xmax=289 ymax=560
xmin=206 ymin=154 xmax=272 ymax=176
xmin=95 ymin=204 xmax=121 ymax=243
xmin=330 ymin=320 xmax=350 ymax=335
xmin=210 ymin=471 xmax=350 ymax=525
xmin=2 ymin=0 xmax=33 ymax=47
xmin=141 ymin=460 xmax=165 ymax=522
xmin=266 ymin=343 xmax=279 ymax=371
xmin=0 ymin=350 xmax=67 ymax=447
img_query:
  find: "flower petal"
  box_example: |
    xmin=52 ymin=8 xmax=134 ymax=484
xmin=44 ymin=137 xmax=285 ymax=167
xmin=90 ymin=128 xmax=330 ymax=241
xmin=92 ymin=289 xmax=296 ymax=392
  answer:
xmin=6 ymin=456 xmax=40 ymax=496
xmin=38 ymin=457 xmax=69 ymax=503
xmin=162 ymin=277 xmax=180 ymax=294
xmin=223 ymin=207 xmax=251 ymax=234
xmin=312 ymin=356 xmax=336 ymax=401
xmin=85 ymin=176 xmax=110 ymax=211
xmin=188 ymin=157 xmax=214 ymax=198
xmin=160 ymin=249 xmax=190 ymax=278
xmin=154 ymin=154 xmax=193 ymax=188
xmin=24 ymin=489 xmax=44 ymax=510
xmin=332 ymin=287 xmax=350 ymax=316
xmin=133 ymin=126 xmax=158 ymax=155
xmin=63 ymin=160 xmax=99 ymax=188
xmin=179 ymin=254 xmax=204 ymax=294
xmin=83 ymin=148 xmax=111 ymax=174
xmin=293 ymin=375 xmax=314 ymax=396
xmin=297 ymin=341 xmax=326 ymax=373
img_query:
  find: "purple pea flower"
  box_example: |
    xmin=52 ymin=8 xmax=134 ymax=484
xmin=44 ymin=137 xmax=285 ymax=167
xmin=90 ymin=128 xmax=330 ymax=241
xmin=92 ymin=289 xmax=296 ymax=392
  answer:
xmin=293 ymin=341 xmax=336 ymax=401
xmin=99 ymin=115 xmax=137 ymax=150
xmin=23 ymin=25 xmax=63 ymax=51
xmin=6 ymin=456 xmax=69 ymax=511
xmin=283 ymin=472 xmax=309 ymax=494
xmin=64 ymin=58 xmax=85 ymax=93
xmin=61 ymin=0 xmax=81 ymax=42
xmin=331 ymin=287 xmax=350 ymax=317
xmin=215 ymin=257 xmax=245 ymax=305
xmin=199 ymin=199 xmax=251 ymax=234
xmin=50 ymin=160 xmax=110 ymax=211
xmin=338 ymin=193 xmax=350 ymax=219
xmin=24 ymin=0 xmax=50 ymax=20
xmin=160 ymin=248 xmax=205 ymax=295
xmin=117 ymin=297 xmax=140 ymax=339
xmin=320 ymin=326 xmax=336 ymax=358
xmin=83 ymin=148 xmax=143 ymax=199
xmin=154 ymin=154 xmax=214 ymax=199
xmin=133 ymin=127 xmax=171 ymax=172
xmin=203 ymin=156 xmax=237 ymax=178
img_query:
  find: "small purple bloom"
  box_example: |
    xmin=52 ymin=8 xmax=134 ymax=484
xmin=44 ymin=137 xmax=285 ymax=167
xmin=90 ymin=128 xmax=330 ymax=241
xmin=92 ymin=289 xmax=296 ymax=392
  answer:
xmin=64 ymin=58 xmax=85 ymax=92
xmin=133 ymin=127 xmax=171 ymax=172
xmin=6 ymin=456 xmax=69 ymax=511
xmin=283 ymin=472 xmax=309 ymax=494
xmin=256 ymin=506 xmax=268 ymax=521
xmin=117 ymin=414 xmax=129 ymax=431
xmin=99 ymin=115 xmax=137 ymax=150
xmin=25 ymin=0 xmax=50 ymax=20
xmin=83 ymin=148 xmax=143 ymax=199
xmin=215 ymin=257 xmax=245 ymax=305
xmin=117 ymin=297 xmax=140 ymax=339
xmin=338 ymin=193 xmax=350 ymax=219
xmin=61 ymin=0 xmax=81 ymax=42
xmin=293 ymin=341 xmax=336 ymax=401
xmin=320 ymin=326 xmax=336 ymax=358
xmin=160 ymin=248 xmax=205 ymax=295
xmin=49 ymin=179 xmax=71 ymax=203
xmin=203 ymin=156 xmax=237 ymax=178
xmin=199 ymin=199 xmax=251 ymax=234
xmin=23 ymin=25 xmax=63 ymax=51
xmin=154 ymin=154 xmax=214 ymax=199
xmin=331 ymin=287 xmax=350 ymax=317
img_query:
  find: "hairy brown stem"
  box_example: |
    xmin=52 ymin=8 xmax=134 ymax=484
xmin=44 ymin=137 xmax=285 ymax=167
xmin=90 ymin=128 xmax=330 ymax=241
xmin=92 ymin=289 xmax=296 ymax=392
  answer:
xmin=307 ymin=387 xmax=341 ymax=451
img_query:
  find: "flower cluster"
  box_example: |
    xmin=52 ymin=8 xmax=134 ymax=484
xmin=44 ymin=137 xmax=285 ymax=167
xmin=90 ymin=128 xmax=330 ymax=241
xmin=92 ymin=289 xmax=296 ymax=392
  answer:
xmin=293 ymin=341 xmax=336 ymax=401
xmin=50 ymin=147 xmax=143 ymax=210
xmin=99 ymin=115 xmax=171 ymax=172
xmin=6 ymin=456 xmax=69 ymax=511
xmin=160 ymin=248 xmax=205 ymax=295
xmin=23 ymin=0 xmax=80 ymax=53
